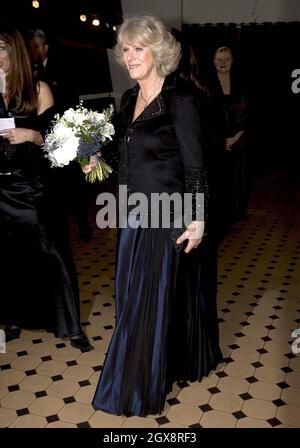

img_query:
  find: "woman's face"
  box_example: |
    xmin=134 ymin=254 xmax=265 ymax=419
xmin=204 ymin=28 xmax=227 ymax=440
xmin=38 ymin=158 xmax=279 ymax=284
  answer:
xmin=214 ymin=50 xmax=233 ymax=73
xmin=122 ymin=42 xmax=157 ymax=81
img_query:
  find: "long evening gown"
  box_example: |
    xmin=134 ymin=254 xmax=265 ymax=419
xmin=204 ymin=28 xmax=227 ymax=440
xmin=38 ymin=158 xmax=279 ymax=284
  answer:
xmin=92 ymin=76 xmax=223 ymax=416
xmin=223 ymin=92 xmax=248 ymax=222
xmin=0 ymin=100 xmax=82 ymax=338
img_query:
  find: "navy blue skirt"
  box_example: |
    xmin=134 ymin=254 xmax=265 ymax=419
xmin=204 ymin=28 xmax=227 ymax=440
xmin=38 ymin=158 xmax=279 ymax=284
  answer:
xmin=92 ymin=219 xmax=222 ymax=416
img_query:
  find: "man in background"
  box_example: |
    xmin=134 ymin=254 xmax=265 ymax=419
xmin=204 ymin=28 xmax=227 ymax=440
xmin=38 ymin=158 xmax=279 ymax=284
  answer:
xmin=28 ymin=29 xmax=60 ymax=100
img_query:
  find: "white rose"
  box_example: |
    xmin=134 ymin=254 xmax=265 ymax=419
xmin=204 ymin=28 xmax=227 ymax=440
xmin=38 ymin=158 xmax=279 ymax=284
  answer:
xmin=87 ymin=111 xmax=104 ymax=122
xmin=74 ymin=113 xmax=86 ymax=126
xmin=54 ymin=123 xmax=73 ymax=140
xmin=52 ymin=135 xmax=79 ymax=166
xmin=102 ymin=123 xmax=115 ymax=139
xmin=63 ymin=108 xmax=76 ymax=121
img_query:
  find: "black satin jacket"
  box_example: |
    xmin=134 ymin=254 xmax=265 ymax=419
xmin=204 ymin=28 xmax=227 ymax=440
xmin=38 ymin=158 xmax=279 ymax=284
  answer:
xmin=116 ymin=75 xmax=208 ymax=219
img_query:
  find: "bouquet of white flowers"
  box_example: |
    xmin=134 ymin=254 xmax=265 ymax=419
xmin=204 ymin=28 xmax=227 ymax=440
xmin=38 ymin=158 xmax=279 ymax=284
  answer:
xmin=43 ymin=103 xmax=115 ymax=182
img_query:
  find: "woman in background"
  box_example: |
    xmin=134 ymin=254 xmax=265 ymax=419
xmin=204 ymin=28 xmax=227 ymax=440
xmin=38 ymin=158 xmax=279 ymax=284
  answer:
xmin=209 ymin=46 xmax=248 ymax=226
xmin=0 ymin=22 xmax=92 ymax=351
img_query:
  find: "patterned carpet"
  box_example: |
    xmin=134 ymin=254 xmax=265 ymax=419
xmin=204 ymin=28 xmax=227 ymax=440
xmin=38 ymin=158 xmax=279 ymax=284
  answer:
xmin=0 ymin=171 xmax=300 ymax=428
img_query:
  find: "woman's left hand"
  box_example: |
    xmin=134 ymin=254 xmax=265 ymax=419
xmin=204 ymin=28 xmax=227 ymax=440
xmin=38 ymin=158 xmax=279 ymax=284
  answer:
xmin=226 ymin=130 xmax=244 ymax=150
xmin=176 ymin=220 xmax=205 ymax=253
xmin=226 ymin=136 xmax=236 ymax=150
xmin=1 ymin=128 xmax=35 ymax=145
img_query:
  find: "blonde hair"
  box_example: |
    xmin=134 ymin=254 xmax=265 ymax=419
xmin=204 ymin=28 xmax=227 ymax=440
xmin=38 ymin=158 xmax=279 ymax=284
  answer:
xmin=114 ymin=14 xmax=181 ymax=77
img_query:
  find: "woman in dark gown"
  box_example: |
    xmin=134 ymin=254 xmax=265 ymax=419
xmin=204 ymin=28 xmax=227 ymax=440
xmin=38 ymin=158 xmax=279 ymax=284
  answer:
xmin=0 ymin=22 xmax=91 ymax=351
xmin=85 ymin=14 xmax=222 ymax=416
xmin=208 ymin=46 xmax=248 ymax=227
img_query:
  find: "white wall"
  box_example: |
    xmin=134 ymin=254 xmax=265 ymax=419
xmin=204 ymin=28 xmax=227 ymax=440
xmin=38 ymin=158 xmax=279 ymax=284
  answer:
xmin=107 ymin=49 xmax=135 ymax=111
xmin=121 ymin=0 xmax=182 ymax=29
xmin=183 ymin=0 xmax=300 ymax=24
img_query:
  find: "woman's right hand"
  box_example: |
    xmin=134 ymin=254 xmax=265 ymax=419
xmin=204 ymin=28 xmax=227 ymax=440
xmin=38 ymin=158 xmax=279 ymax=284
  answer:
xmin=176 ymin=220 xmax=205 ymax=253
xmin=82 ymin=155 xmax=98 ymax=174
xmin=1 ymin=127 xmax=43 ymax=145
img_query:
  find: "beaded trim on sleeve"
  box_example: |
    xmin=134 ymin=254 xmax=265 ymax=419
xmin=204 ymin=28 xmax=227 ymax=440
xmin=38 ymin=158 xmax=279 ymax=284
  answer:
xmin=185 ymin=168 xmax=209 ymax=222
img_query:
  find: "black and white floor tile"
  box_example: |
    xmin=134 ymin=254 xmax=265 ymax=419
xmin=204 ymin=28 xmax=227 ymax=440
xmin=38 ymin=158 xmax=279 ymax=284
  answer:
xmin=0 ymin=172 xmax=300 ymax=428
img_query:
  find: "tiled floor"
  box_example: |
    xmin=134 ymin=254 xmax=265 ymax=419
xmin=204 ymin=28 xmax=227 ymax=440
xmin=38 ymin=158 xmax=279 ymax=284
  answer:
xmin=0 ymin=171 xmax=300 ymax=428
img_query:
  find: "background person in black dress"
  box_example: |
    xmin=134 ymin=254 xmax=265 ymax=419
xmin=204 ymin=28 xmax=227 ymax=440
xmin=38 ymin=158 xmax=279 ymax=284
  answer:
xmin=0 ymin=22 xmax=92 ymax=351
xmin=208 ymin=46 xmax=249 ymax=228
